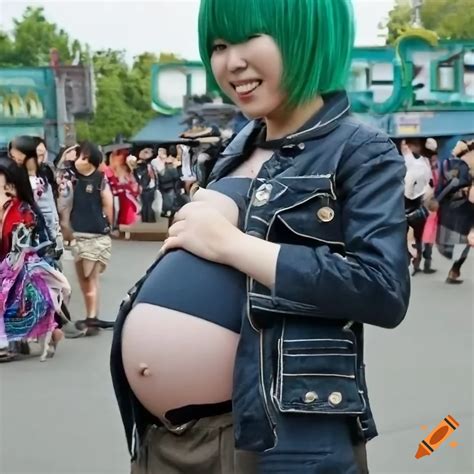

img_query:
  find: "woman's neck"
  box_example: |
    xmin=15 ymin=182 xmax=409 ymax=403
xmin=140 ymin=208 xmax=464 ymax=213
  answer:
xmin=265 ymin=95 xmax=325 ymax=141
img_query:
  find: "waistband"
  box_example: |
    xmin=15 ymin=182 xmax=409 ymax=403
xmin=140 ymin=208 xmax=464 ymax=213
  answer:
xmin=151 ymin=400 xmax=232 ymax=431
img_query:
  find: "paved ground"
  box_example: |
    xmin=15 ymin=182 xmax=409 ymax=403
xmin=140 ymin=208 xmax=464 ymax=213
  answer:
xmin=0 ymin=241 xmax=472 ymax=474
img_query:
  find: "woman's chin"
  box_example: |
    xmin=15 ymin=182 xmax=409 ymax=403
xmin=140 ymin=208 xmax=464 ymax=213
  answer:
xmin=236 ymin=104 xmax=269 ymax=121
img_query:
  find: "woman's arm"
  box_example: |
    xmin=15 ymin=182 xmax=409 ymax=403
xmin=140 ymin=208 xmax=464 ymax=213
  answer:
xmin=222 ymin=137 xmax=410 ymax=329
xmin=101 ymin=182 xmax=114 ymax=226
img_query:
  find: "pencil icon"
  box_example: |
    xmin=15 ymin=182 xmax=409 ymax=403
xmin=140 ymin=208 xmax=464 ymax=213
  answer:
xmin=415 ymin=415 xmax=460 ymax=459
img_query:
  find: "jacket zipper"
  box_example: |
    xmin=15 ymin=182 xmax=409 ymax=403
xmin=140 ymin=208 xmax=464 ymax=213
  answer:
xmin=244 ymin=177 xmax=277 ymax=444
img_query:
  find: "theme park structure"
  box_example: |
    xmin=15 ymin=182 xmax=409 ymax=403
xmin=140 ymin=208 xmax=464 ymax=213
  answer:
xmin=0 ymin=51 xmax=94 ymax=154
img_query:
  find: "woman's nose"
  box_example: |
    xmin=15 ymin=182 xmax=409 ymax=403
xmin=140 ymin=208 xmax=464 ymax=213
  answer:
xmin=226 ymin=46 xmax=247 ymax=73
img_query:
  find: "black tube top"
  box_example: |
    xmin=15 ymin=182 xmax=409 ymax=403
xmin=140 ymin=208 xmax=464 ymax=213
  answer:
xmin=133 ymin=177 xmax=251 ymax=334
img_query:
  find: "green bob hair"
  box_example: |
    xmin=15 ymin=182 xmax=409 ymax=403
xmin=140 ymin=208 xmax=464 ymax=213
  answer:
xmin=198 ymin=0 xmax=355 ymax=107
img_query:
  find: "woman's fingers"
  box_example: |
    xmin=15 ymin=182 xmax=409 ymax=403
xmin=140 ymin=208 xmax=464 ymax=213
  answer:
xmin=174 ymin=201 xmax=203 ymax=222
xmin=168 ymin=220 xmax=186 ymax=237
xmin=160 ymin=236 xmax=181 ymax=254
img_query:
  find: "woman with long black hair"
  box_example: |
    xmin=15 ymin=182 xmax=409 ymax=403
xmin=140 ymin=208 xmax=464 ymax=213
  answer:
xmin=0 ymin=157 xmax=69 ymax=361
xmin=8 ymin=136 xmax=80 ymax=338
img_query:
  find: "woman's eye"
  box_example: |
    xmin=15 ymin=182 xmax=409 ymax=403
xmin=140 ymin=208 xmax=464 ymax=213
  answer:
xmin=212 ymin=44 xmax=227 ymax=53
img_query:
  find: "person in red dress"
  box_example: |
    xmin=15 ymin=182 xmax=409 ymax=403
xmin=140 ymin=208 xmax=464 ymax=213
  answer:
xmin=103 ymin=146 xmax=140 ymax=229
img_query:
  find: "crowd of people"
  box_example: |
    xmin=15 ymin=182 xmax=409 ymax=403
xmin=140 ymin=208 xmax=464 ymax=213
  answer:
xmin=0 ymin=131 xmax=227 ymax=362
xmin=2 ymin=1 xmax=472 ymax=473
xmin=402 ymin=137 xmax=474 ymax=283
xmin=0 ymin=130 xmax=472 ymax=364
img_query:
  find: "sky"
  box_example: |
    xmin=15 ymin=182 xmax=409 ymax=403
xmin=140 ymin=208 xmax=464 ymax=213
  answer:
xmin=0 ymin=0 xmax=396 ymax=63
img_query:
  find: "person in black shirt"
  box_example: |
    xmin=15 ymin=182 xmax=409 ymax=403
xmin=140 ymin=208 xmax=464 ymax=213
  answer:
xmin=69 ymin=142 xmax=115 ymax=333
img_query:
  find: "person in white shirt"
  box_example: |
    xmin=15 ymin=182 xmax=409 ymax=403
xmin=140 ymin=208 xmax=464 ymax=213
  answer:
xmin=402 ymin=139 xmax=433 ymax=275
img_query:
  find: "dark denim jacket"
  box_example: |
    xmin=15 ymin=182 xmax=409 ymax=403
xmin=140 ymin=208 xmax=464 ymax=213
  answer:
xmin=207 ymin=91 xmax=410 ymax=452
xmin=110 ymin=91 xmax=410 ymax=458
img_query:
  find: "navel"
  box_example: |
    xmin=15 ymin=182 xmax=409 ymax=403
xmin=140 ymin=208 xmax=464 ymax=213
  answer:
xmin=139 ymin=362 xmax=152 ymax=377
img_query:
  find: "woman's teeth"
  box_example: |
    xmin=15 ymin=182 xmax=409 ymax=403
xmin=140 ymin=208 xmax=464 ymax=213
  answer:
xmin=235 ymin=81 xmax=261 ymax=94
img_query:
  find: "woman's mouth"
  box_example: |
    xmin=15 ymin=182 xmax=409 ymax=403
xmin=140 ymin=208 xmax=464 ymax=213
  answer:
xmin=232 ymin=80 xmax=262 ymax=98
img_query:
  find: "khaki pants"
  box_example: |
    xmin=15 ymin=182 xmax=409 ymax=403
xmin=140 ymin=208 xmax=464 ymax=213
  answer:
xmin=131 ymin=413 xmax=258 ymax=474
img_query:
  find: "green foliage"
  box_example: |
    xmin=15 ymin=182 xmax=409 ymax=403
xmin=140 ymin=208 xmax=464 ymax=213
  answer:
xmin=158 ymin=52 xmax=184 ymax=63
xmin=0 ymin=6 xmax=81 ymax=66
xmin=0 ymin=32 xmax=16 ymax=66
xmin=383 ymin=0 xmax=474 ymax=45
xmin=75 ymin=50 xmax=157 ymax=144
xmin=384 ymin=0 xmax=412 ymax=45
xmin=0 ymin=7 xmax=179 ymax=144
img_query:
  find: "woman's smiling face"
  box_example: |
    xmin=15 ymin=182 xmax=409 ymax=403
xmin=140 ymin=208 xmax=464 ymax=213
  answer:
xmin=210 ymin=35 xmax=286 ymax=119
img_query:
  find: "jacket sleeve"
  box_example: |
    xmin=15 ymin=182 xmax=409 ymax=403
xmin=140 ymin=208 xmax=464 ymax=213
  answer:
xmin=272 ymin=136 xmax=411 ymax=329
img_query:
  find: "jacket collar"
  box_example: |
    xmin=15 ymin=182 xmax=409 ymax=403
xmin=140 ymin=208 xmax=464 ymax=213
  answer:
xmin=222 ymin=91 xmax=350 ymax=157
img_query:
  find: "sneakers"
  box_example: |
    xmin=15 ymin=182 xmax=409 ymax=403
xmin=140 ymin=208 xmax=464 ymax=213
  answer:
xmin=64 ymin=317 xmax=115 ymax=338
xmin=63 ymin=320 xmax=87 ymax=339
xmin=74 ymin=317 xmax=115 ymax=335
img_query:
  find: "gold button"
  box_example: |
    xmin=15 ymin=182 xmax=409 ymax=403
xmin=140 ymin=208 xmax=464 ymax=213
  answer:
xmin=253 ymin=183 xmax=272 ymax=207
xmin=317 ymin=206 xmax=335 ymax=223
xmin=328 ymin=392 xmax=343 ymax=406
xmin=303 ymin=391 xmax=318 ymax=404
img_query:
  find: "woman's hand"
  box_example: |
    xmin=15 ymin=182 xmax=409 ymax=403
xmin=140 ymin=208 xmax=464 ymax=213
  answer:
xmin=161 ymin=201 xmax=243 ymax=264
xmin=191 ymin=187 xmax=239 ymax=225
xmin=62 ymin=145 xmax=78 ymax=163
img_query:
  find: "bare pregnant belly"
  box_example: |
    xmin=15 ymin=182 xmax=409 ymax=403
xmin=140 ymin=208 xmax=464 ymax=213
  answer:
xmin=121 ymin=303 xmax=240 ymax=418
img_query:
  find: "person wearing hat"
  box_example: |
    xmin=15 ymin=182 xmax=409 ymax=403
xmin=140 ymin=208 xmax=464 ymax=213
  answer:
xmin=103 ymin=140 xmax=140 ymax=230
xmin=127 ymin=145 xmax=160 ymax=223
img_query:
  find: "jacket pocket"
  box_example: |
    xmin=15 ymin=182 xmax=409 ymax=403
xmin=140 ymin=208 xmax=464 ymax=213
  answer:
xmin=274 ymin=337 xmax=366 ymax=415
xmin=264 ymin=176 xmax=344 ymax=249
xmin=275 ymin=195 xmax=344 ymax=248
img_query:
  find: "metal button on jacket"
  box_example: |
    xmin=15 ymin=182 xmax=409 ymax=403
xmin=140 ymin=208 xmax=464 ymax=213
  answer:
xmin=328 ymin=392 xmax=343 ymax=407
xmin=317 ymin=206 xmax=335 ymax=223
xmin=303 ymin=391 xmax=318 ymax=403
xmin=253 ymin=183 xmax=273 ymax=207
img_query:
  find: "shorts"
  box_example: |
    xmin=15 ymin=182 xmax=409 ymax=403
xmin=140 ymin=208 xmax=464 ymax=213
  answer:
xmin=131 ymin=413 xmax=258 ymax=474
xmin=72 ymin=233 xmax=112 ymax=270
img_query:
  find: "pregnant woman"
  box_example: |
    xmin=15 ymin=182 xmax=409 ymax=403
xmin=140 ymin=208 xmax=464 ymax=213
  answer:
xmin=111 ymin=179 xmax=254 ymax=474
xmin=112 ymin=1 xmax=410 ymax=473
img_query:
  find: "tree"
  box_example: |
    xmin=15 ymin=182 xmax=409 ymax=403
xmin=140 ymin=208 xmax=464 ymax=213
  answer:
xmin=382 ymin=0 xmax=412 ymax=45
xmin=0 ymin=6 xmax=85 ymax=66
xmin=75 ymin=50 xmax=157 ymax=143
xmin=158 ymin=52 xmax=184 ymax=64
xmin=0 ymin=32 xmax=15 ymax=66
xmin=383 ymin=0 xmax=474 ymax=45
xmin=0 ymin=7 xmax=184 ymax=144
